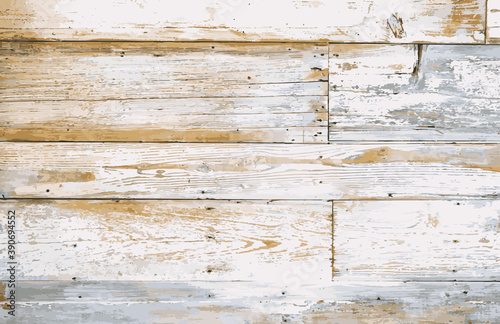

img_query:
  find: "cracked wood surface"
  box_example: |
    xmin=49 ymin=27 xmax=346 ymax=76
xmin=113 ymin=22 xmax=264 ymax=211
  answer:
xmin=329 ymin=44 xmax=500 ymax=142
xmin=0 ymin=0 xmax=487 ymax=43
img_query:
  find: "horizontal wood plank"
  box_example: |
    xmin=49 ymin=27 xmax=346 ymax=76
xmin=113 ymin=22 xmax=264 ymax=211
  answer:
xmin=0 ymin=42 xmax=327 ymax=143
xmin=0 ymin=143 xmax=499 ymax=199
xmin=329 ymin=44 xmax=500 ymax=142
xmin=0 ymin=200 xmax=332 ymax=281
xmin=488 ymin=0 xmax=500 ymax=43
xmin=2 ymin=281 xmax=500 ymax=323
xmin=333 ymin=200 xmax=500 ymax=281
xmin=0 ymin=0 xmax=486 ymax=43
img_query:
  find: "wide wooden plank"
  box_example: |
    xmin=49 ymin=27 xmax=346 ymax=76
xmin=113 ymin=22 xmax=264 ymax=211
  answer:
xmin=488 ymin=0 xmax=500 ymax=43
xmin=0 ymin=42 xmax=327 ymax=143
xmin=0 ymin=0 xmax=486 ymax=43
xmin=0 ymin=143 xmax=499 ymax=199
xmin=0 ymin=200 xmax=332 ymax=281
xmin=329 ymin=44 xmax=500 ymax=142
xmin=333 ymin=200 xmax=500 ymax=281
xmin=2 ymin=281 xmax=500 ymax=323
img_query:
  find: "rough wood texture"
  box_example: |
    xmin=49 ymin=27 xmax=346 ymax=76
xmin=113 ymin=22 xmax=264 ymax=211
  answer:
xmin=0 ymin=42 xmax=327 ymax=143
xmin=329 ymin=44 xmax=500 ymax=142
xmin=0 ymin=200 xmax=332 ymax=281
xmin=488 ymin=0 xmax=500 ymax=43
xmin=0 ymin=143 xmax=499 ymax=199
xmin=0 ymin=0 xmax=486 ymax=43
xmin=333 ymin=200 xmax=500 ymax=281
xmin=2 ymin=281 xmax=500 ymax=323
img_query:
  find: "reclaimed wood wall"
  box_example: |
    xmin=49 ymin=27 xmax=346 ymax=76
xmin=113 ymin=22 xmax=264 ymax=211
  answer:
xmin=0 ymin=0 xmax=499 ymax=323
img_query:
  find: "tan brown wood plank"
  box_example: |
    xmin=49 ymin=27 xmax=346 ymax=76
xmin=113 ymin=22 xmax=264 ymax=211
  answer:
xmin=0 ymin=143 xmax=498 ymax=199
xmin=0 ymin=42 xmax=328 ymax=143
xmin=0 ymin=0 xmax=486 ymax=43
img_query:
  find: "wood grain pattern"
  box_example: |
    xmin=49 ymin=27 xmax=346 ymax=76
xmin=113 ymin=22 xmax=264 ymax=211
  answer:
xmin=3 ymin=281 xmax=500 ymax=323
xmin=0 ymin=0 xmax=486 ymax=43
xmin=0 ymin=42 xmax=327 ymax=143
xmin=0 ymin=200 xmax=332 ymax=281
xmin=1 ymin=143 xmax=499 ymax=200
xmin=333 ymin=200 xmax=500 ymax=281
xmin=329 ymin=44 xmax=500 ymax=142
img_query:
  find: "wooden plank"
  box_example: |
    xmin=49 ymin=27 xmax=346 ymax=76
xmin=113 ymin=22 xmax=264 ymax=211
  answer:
xmin=0 ymin=98 xmax=328 ymax=143
xmin=487 ymin=0 xmax=500 ymax=43
xmin=2 ymin=281 xmax=500 ymax=323
xmin=329 ymin=44 xmax=500 ymax=142
xmin=0 ymin=42 xmax=328 ymax=143
xmin=0 ymin=200 xmax=332 ymax=281
xmin=0 ymin=143 xmax=499 ymax=199
xmin=0 ymin=0 xmax=486 ymax=43
xmin=333 ymin=200 xmax=500 ymax=281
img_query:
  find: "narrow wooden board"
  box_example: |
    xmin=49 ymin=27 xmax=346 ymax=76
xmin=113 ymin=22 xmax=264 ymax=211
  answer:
xmin=488 ymin=0 xmax=500 ymax=43
xmin=0 ymin=0 xmax=486 ymax=43
xmin=0 ymin=143 xmax=499 ymax=199
xmin=333 ymin=200 xmax=500 ymax=281
xmin=0 ymin=42 xmax=327 ymax=143
xmin=2 ymin=281 xmax=500 ymax=323
xmin=329 ymin=44 xmax=500 ymax=142
xmin=0 ymin=200 xmax=332 ymax=281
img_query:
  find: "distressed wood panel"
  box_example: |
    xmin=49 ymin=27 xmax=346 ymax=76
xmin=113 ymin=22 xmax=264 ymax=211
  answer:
xmin=0 ymin=98 xmax=327 ymax=143
xmin=487 ymin=0 xmax=500 ymax=43
xmin=329 ymin=44 xmax=500 ymax=142
xmin=0 ymin=42 xmax=327 ymax=143
xmin=2 ymin=281 xmax=500 ymax=323
xmin=0 ymin=200 xmax=332 ymax=281
xmin=334 ymin=200 xmax=500 ymax=281
xmin=0 ymin=0 xmax=486 ymax=43
xmin=0 ymin=143 xmax=499 ymax=199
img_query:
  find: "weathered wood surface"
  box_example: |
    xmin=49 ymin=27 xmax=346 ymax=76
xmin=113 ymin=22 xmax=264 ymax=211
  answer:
xmin=329 ymin=44 xmax=500 ymax=142
xmin=488 ymin=0 xmax=500 ymax=43
xmin=0 ymin=42 xmax=327 ymax=143
xmin=333 ymin=200 xmax=500 ymax=281
xmin=2 ymin=281 xmax=500 ymax=323
xmin=0 ymin=0 xmax=486 ymax=43
xmin=0 ymin=143 xmax=499 ymax=199
xmin=0 ymin=200 xmax=332 ymax=281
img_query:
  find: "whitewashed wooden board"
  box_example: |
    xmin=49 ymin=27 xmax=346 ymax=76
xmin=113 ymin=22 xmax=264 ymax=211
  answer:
xmin=329 ymin=44 xmax=500 ymax=142
xmin=333 ymin=200 xmax=500 ymax=281
xmin=0 ymin=143 xmax=498 ymax=199
xmin=0 ymin=42 xmax=327 ymax=143
xmin=488 ymin=0 xmax=500 ymax=43
xmin=2 ymin=281 xmax=500 ymax=323
xmin=0 ymin=0 xmax=486 ymax=43
xmin=0 ymin=200 xmax=332 ymax=281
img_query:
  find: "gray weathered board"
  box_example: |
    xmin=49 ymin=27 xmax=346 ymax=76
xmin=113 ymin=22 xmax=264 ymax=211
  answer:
xmin=329 ymin=44 xmax=500 ymax=142
xmin=2 ymin=281 xmax=500 ymax=323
